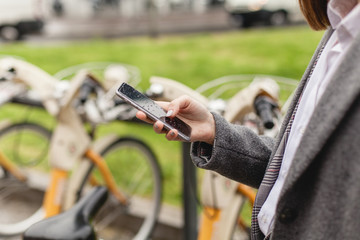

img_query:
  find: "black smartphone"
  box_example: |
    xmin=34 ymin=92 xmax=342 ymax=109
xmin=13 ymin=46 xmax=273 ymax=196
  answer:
xmin=116 ymin=82 xmax=191 ymax=141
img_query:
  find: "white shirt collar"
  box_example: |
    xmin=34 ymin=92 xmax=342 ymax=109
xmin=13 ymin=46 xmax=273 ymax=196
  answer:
xmin=327 ymin=0 xmax=360 ymax=50
xmin=328 ymin=0 xmax=358 ymax=18
xmin=328 ymin=0 xmax=359 ymax=29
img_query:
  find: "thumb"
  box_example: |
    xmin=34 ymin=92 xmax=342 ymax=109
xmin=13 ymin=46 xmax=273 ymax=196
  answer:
xmin=166 ymin=95 xmax=191 ymax=117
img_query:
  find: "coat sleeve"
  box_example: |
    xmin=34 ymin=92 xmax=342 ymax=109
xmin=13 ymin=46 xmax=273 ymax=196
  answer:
xmin=191 ymin=113 xmax=276 ymax=188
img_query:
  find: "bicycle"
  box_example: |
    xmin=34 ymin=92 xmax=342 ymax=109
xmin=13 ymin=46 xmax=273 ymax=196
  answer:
xmin=20 ymin=74 xmax=296 ymax=240
xmin=0 ymin=63 xmax=54 ymax=217
xmin=147 ymin=74 xmax=297 ymax=240
xmin=0 ymin=57 xmax=162 ymax=240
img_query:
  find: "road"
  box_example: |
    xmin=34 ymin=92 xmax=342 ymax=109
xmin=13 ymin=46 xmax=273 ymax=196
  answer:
xmin=26 ymin=7 xmax=234 ymax=42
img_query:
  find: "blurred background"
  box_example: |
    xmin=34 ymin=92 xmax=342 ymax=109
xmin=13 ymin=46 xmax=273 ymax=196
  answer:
xmin=0 ymin=0 xmax=325 ymax=240
xmin=0 ymin=0 xmax=307 ymax=41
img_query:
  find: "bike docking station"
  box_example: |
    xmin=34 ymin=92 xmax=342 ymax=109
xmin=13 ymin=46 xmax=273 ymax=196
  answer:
xmin=0 ymin=55 xmax=297 ymax=240
xmin=182 ymin=142 xmax=198 ymax=240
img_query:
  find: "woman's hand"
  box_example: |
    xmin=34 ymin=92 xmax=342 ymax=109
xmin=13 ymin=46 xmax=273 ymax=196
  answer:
xmin=136 ymin=95 xmax=215 ymax=145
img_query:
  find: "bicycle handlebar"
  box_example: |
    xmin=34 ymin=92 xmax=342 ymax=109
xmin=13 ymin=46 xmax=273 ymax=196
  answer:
xmin=254 ymin=95 xmax=278 ymax=129
xmin=78 ymin=75 xmax=104 ymax=104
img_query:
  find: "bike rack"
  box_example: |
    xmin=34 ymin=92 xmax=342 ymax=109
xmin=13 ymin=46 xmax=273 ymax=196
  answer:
xmin=182 ymin=142 xmax=198 ymax=240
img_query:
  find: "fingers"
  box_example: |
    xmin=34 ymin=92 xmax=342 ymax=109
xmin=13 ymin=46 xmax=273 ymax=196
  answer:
xmin=154 ymin=121 xmax=180 ymax=141
xmin=166 ymin=95 xmax=191 ymax=117
xmin=166 ymin=129 xmax=179 ymax=141
xmin=135 ymin=97 xmax=190 ymax=142
xmin=136 ymin=108 xmax=179 ymax=140
xmin=137 ymin=98 xmax=188 ymax=121
xmin=136 ymin=111 xmax=153 ymax=124
xmin=153 ymin=121 xmax=165 ymax=134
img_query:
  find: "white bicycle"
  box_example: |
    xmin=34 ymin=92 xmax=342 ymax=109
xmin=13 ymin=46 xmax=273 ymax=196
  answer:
xmin=0 ymin=57 xmax=162 ymax=240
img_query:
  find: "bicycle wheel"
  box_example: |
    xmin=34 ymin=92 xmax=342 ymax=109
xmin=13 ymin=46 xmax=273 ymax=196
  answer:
xmin=0 ymin=122 xmax=51 ymax=237
xmin=78 ymin=137 xmax=162 ymax=240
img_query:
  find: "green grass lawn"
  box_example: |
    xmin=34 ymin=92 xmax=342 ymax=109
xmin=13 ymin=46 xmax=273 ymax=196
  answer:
xmin=0 ymin=25 xmax=324 ymax=207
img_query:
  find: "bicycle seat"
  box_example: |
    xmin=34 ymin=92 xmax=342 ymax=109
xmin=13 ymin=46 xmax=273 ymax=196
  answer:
xmin=23 ymin=186 xmax=108 ymax=240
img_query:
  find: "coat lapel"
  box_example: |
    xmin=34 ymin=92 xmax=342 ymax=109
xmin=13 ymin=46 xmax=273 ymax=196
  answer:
xmin=281 ymin=31 xmax=360 ymax=193
xmin=267 ymin=29 xmax=333 ymax=168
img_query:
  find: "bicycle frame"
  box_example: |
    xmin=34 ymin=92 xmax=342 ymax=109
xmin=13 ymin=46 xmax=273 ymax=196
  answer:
xmin=47 ymin=69 xmax=128 ymax=210
xmin=42 ymin=149 xmax=127 ymax=218
xmin=0 ymin=57 xmax=128 ymax=234
xmin=0 ymin=119 xmax=24 ymax=181
xmin=0 ymin=148 xmax=27 ymax=181
xmin=197 ymin=185 xmax=255 ymax=240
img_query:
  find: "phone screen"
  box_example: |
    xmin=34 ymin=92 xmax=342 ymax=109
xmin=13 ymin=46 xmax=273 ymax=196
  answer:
xmin=116 ymin=83 xmax=191 ymax=141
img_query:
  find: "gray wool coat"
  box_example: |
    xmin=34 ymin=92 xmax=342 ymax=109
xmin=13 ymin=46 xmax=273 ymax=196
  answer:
xmin=191 ymin=29 xmax=360 ymax=240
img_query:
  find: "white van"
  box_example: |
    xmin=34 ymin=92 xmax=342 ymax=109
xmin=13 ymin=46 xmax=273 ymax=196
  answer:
xmin=0 ymin=0 xmax=45 ymax=41
xmin=224 ymin=0 xmax=304 ymax=27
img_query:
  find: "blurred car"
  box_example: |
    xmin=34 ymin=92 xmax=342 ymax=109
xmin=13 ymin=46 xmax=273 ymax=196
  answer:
xmin=0 ymin=0 xmax=45 ymax=41
xmin=225 ymin=0 xmax=304 ymax=28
